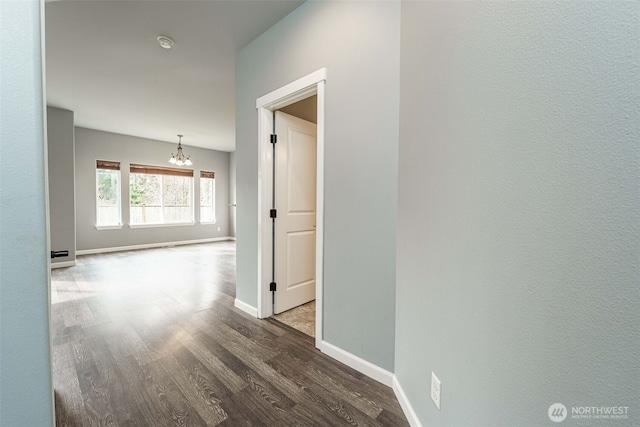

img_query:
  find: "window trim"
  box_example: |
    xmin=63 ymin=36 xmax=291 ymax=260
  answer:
xmin=96 ymin=225 xmax=123 ymax=231
xmin=128 ymin=221 xmax=195 ymax=229
xmin=96 ymin=160 xmax=122 ymax=227
xmin=199 ymin=170 xmax=216 ymax=224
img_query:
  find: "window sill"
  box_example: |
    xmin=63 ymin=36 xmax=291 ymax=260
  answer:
xmin=129 ymin=222 xmax=195 ymax=229
xmin=96 ymin=224 xmax=123 ymax=230
xmin=199 ymin=220 xmax=218 ymax=225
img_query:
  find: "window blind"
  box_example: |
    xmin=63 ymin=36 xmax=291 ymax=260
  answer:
xmin=200 ymin=171 xmax=215 ymax=179
xmin=96 ymin=160 xmax=120 ymax=171
xmin=130 ymin=163 xmax=194 ymax=177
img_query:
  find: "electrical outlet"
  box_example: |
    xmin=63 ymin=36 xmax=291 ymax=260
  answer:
xmin=217 ymin=227 xmax=221 ymax=231
xmin=431 ymin=372 xmax=441 ymax=409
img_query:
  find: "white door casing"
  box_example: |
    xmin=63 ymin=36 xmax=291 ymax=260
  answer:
xmin=253 ymin=67 xmax=325 ymax=346
xmin=274 ymin=111 xmax=317 ymax=314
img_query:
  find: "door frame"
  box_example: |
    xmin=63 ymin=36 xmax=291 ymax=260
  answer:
xmin=256 ymin=68 xmax=326 ymax=347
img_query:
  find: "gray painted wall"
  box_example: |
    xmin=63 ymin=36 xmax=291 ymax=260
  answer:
xmin=236 ymin=1 xmax=400 ymax=371
xmin=0 ymin=1 xmax=55 ymax=425
xmin=396 ymin=2 xmax=640 ymax=425
xmin=229 ymin=151 xmax=236 ymax=237
xmin=75 ymin=127 xmax=231 ymax=251
xmin=47 ymin=107 xmax=76 ymax=264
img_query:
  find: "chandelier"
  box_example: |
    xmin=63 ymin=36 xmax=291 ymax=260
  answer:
xmin=169 ymin=134 xmax=192 ymax=166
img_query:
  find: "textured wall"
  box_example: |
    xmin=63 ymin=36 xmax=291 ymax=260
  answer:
xmin=47 ymin=107 xmax=76 ymax=264
xmin=0 ymin=0 xmax=55 ymax=425
xmin=396 ymin=1 xmax=639 ymax=425
xmin=236 ymin=1 xmax=400 ymax=370
xmin=75 ymin=127 xmax=231 ymax=251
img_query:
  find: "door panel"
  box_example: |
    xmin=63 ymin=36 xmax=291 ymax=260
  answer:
xmin=287 ymin=129 xmax=316 ymax=213
xmin=287 ymin=231 xmax=316 ymax=289
xmin=274 ymin=111 xmax=317 ymax=314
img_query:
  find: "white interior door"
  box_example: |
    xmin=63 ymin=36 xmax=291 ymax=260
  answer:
xmin=274 ymin=111 xmax=317 ymax=314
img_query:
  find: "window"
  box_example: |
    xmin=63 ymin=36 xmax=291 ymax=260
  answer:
xmin=129 ymin=164 xmax=194 ymax=225
xmin=96 ymin=160 xmax=121 ymax=227
xmin=200 ymin=171 xmax=216 ymax=223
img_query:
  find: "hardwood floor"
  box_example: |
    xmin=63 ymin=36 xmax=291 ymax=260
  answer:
xmin=51 ymin=242 xmax=408 ymax=426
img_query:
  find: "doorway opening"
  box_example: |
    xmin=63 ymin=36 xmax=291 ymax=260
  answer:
xmin=271 ymin=98 xmax=317 ymax=337
xmin=256 ymin=68 xmax=326 ymax=348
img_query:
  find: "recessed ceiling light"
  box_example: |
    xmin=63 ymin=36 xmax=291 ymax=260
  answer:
xmin=157 ymin=35 xmax=174 ymax=49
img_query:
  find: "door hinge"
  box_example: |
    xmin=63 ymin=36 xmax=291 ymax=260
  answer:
xmin=270 ymin=134 xmax=277 ymax=144
xmin=270 ymin=282 xmax=277 ymax=292
xmin=270 ymin=209 xmax=277 ymax=219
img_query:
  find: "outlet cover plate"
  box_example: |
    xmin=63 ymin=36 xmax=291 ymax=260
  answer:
xmin=431 ymin=372 xmax=441 ymax=409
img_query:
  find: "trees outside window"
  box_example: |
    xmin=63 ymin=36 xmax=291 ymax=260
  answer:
xmin=96 ymin=160 xmax=121 ymax=226
xmin=129 ymin=164 xmax=193 ymax=225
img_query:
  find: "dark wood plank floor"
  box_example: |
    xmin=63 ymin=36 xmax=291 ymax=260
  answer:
xmin=51 ymin=242 xmax=409 ymax=426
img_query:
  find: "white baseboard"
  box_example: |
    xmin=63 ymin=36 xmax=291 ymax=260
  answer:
xmin=76 ymin=237 xmax=234 ymax=256
xmin=393 ymin=375 xmax=423 ymax=427
xmin=51 ymin=260 xmax=77 ymax=269
xmin=317 ymin=340 xmax=393 ymax=387
xmin=234 ymin=299 xmax=258 ymax=317
xmin=229 ymin=236 xmax=236 ymax=241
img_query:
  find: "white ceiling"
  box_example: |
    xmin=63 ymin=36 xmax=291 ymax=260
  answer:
xmin=45 ymin=0 xmax=305 ymax=152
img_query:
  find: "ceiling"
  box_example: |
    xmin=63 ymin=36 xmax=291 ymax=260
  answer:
xmin=45 ymin=0 xmax=305 ymax=152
